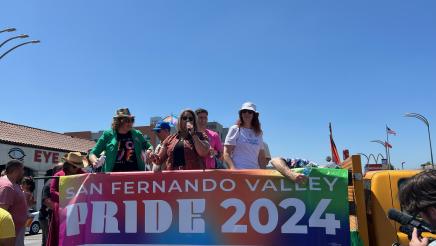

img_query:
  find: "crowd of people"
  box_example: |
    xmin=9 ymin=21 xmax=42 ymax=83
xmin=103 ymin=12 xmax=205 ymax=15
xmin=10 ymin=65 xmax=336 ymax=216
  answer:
xmin=87 ymin=102 xmax=299 ymax=175
xmin=0 ymin=102 xmax=310 ymax=245
xmin=0 ymin=160 xmax=30 ymax=246
xmin=1 ymin=102 xmax=433 ymax=246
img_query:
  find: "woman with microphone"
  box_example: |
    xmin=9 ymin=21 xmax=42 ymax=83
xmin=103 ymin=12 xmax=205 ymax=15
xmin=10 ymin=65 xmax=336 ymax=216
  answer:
xmin=152 ymin=109 xmax=210 ymax=170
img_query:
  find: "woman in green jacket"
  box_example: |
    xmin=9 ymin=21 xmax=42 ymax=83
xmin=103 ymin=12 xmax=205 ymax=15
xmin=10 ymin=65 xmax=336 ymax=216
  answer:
xmin=89 ymin=108 xmax=152 ymax=172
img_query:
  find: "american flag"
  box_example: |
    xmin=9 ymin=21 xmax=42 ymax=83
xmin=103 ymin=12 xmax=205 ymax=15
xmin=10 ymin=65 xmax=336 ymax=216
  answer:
xmin=384 ymin=141 xmax=392 ymax=148
xmin=386 ymin=126 xmax=397 ymax=135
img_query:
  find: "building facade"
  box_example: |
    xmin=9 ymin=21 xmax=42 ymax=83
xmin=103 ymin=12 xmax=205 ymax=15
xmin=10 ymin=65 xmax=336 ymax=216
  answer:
xmin=0 ymin=120 xmax=96 ymax=210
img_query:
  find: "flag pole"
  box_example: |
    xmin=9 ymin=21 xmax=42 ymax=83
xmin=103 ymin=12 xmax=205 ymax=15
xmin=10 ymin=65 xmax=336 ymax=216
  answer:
xmin=386 ymin=125 xmax=391 ymax=167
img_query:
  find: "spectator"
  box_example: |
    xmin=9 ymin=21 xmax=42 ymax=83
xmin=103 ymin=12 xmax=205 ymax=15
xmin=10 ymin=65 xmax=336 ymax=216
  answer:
xmin=0 ymin=207 xmax=15 ymax=246
xmin=223 ymin=102 xmax=266 ymax=169
xmin=398 ymin=169 xmax=436 ymax=246
xmin=0 ymin=160 xmax=27 ymax=246
xmin=153 ymin=109 xmax=210 ymax=170
xmin=21 ymin=176 xmax=36 ymax=208
xmin=151 ymin=121 xmax=171 ymax=171
xmin=39 ymin=179 xmax=52 ymax=246
xmin=195 ymin=108 xmax=224 ymax=169
xmin=39 ymin=164 xmax=62 ymax=246
xmin=89 ymin=108 xmax=153 ymax=172
xmin=47 ymin=152 xmax=85 ymax=246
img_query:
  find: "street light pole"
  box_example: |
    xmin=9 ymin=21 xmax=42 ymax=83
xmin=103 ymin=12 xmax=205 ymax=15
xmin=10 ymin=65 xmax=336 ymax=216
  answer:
xmin=0 ymin=40 xmax=40 ymax=60
xmin=404 ymin=113 xmax=434 ymax=169
xmin=0 ymin=28 xmax=16 ymax=33
xmin=0 ymin=34 xmax=29 ymax=48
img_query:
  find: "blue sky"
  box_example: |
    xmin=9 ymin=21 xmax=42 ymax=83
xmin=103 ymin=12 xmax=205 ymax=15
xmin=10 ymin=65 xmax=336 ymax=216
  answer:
xmin=1 ymin=0 xmax=435 ymax=169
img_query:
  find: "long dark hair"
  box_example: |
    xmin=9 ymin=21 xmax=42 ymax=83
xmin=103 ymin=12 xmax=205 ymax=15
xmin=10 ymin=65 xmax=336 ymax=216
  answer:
xmin=177 ymin=109 xmax=198 ymax=133
xmin=22 ymin=176 xmax=35 ymax=192
xmin=399 ymin=169 xmax=436 ymax=216
xmin=237 ymin=111 xmax=262 ymax=136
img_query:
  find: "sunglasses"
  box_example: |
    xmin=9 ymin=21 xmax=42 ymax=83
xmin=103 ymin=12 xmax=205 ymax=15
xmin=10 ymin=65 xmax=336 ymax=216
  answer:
xmin=241 ymin=109 xmax=254 ymax=114
xmin=122 ymin=117 xmax=135 ymax=123
xmin=182 ymin=116 xmax=194 ymax=121
xmin=155 ymin=130 xmax=161 ymax=133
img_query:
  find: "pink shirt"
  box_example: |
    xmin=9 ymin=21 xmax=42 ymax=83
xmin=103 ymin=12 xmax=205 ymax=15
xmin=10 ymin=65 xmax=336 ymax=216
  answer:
xmin=0 ymin=176 xmax=28 ymax=232
xmin=203 ymin=129 xmax=223 ymax=169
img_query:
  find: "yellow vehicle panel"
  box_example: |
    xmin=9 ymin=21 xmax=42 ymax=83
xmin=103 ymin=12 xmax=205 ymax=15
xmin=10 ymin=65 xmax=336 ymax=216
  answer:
xmin=364 ymin=170 xmax=421 ymax=246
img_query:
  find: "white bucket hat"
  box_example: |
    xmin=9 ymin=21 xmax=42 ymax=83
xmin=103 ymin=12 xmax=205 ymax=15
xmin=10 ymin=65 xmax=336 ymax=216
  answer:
xmin=239 ymin=102 xmax=258 ymax=113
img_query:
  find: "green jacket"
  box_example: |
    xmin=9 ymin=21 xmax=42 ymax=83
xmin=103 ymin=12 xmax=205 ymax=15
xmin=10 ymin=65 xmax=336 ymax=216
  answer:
xmin=90 ymin=129 xmax=152 ymax=172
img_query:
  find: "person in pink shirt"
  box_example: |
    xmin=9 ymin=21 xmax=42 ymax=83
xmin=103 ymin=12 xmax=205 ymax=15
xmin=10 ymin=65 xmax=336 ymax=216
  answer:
xmin=47 ymin=152 xmax=86 ymax=246
xmin=0 ymin=160 xmax=27 ymax=246
xmin=195 ymin=108 xmax=224 ymax=169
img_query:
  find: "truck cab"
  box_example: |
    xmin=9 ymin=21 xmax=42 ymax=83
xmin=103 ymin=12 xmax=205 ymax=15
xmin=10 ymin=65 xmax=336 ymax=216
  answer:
xmin=344 ymin=155 xmax=430 ymax=246
xmin=364 ymin=170 xmax=420 ymax=246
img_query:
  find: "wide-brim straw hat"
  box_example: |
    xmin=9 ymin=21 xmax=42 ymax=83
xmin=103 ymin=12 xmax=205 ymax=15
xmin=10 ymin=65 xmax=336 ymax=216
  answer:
xmin=62 ymin=152 xmax=87 ymax=168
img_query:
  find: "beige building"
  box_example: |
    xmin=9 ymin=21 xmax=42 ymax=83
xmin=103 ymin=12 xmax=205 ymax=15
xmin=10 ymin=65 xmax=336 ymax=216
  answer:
xmin=0 ymin=120 xmax=95 ymax=210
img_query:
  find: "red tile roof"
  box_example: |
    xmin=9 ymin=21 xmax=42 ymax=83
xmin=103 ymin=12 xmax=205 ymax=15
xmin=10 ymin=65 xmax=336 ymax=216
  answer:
xmin=0 ymin=120 xmax=95 ymax=153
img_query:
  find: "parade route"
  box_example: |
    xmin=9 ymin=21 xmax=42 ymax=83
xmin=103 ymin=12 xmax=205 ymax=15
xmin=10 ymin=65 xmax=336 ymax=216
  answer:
xmin=25 ymin=232 xmax=42 ymax=246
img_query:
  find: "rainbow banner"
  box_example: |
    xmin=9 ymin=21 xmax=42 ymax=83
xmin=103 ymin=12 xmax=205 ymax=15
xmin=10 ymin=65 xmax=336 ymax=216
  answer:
xmin=59 ymin=169 xmax=350 ymax=245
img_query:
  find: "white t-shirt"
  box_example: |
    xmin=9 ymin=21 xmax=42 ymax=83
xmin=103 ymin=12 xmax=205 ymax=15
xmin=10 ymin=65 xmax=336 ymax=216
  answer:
xmin=224 ymin=125 xmax=264 ymax=169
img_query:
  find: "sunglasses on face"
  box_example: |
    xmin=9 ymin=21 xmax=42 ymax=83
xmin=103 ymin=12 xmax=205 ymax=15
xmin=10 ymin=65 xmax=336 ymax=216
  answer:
xmin=122 ymin=118 xmax=135 ymax=123
xmin=155 ymin=130 xmax=161 ymax=133
xmin=241 ymin=109 xmax=254 ymax=114
xmin=182 ymin=116 xmax=194 ymax=121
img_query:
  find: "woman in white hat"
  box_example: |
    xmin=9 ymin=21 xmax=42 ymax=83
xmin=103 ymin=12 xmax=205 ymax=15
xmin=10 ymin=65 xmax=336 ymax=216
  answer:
xmin=223 ymin=102 xmax=266 ymax=169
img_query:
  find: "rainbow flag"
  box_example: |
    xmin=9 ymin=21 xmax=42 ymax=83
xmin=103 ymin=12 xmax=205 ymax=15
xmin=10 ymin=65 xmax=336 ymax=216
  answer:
xmin=59 ymin=169 xmax=350 ymax=245
xmin=162 ymin=114 xmax=178 ymax=126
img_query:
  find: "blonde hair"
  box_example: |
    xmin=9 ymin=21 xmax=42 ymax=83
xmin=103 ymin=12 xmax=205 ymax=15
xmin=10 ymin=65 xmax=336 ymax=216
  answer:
xmin=111 ymin=117 xmax=134 ymax=131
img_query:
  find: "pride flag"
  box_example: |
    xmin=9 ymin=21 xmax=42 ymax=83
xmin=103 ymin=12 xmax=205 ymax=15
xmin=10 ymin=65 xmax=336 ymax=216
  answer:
xmin=59 ymin=169 xmax=350 ymax=245
xmin=162 ymin=114 xmax=178 ymax=126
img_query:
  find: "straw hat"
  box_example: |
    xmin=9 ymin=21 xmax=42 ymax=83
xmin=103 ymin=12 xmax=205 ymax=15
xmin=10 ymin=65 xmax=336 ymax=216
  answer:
xmin=62 ymin=152 xmax=87 ymax=168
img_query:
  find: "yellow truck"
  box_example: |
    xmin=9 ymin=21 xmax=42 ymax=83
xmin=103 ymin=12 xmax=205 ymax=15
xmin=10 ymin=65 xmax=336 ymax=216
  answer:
xmin=344 ymin=155 xmax=434 ymax=246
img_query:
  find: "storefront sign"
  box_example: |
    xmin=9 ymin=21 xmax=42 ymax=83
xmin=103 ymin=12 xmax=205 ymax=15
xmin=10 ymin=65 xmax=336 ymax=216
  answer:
xmin=0 ymin=143 xmax=66 ymax=171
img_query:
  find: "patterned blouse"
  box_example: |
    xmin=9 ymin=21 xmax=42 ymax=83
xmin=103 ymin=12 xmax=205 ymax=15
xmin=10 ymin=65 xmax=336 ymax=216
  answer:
xmin=159 ymin=132 xmax=209 ymax=170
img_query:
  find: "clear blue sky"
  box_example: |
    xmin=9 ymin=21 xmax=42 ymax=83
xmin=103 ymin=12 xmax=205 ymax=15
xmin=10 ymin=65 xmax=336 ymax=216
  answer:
xmin=2 ymin=0 xmax=435 ymax=169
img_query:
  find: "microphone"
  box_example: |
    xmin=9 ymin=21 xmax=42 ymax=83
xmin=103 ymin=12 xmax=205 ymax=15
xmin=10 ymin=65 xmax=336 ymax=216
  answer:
xmin=388 ymin=208 xmax=436 ymax=234
xmin=186 ymin=121 xmax=194 ymax=134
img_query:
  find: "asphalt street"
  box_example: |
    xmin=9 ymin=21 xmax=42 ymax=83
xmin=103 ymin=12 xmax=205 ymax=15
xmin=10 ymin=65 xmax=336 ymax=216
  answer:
xmin=24 ymin=231 xmax=42 ymax=246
